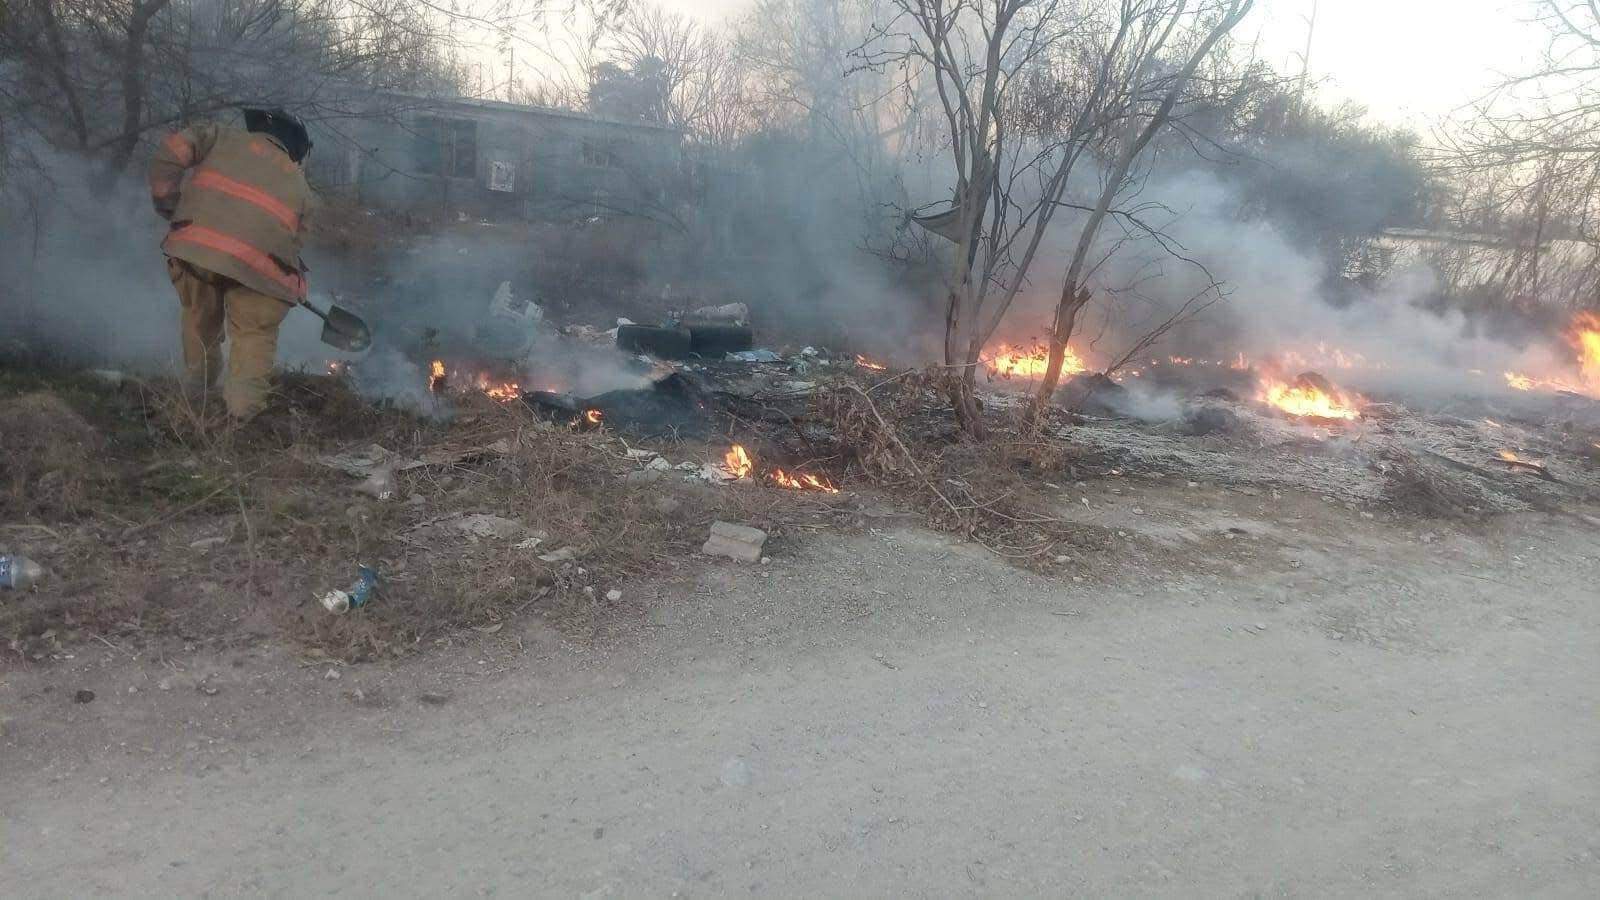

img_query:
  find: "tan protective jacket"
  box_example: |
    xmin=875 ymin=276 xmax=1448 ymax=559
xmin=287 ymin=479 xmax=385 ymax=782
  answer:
xmin=147 ymin=123 xmax=313 ymax=302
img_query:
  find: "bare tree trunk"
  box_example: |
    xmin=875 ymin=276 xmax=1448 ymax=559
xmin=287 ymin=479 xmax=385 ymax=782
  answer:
xmin=1031 ymin=0 xmax=1254 ymax=415
xmin=99 ymin=0 xmax=173 ymax=190
xmin=37 ymin=0 xmax=91 ymax=151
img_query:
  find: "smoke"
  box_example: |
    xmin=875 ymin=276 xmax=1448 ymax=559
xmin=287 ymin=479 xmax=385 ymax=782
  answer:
xmin=0 ymin=143 xmax=346 ymax=376
xmin=1010 ymin=166 xmax=1554 ymax=406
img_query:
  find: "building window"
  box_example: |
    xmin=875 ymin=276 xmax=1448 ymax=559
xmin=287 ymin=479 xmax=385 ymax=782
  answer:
xmin=581 ymin=139 xmax=624 ymax=169
xmin=416 ymin=116 xmax=477 ymax=179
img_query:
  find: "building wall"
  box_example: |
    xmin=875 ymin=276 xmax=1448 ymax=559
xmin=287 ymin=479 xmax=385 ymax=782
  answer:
xmin=318 ymin=103 xmax=682 ymax=222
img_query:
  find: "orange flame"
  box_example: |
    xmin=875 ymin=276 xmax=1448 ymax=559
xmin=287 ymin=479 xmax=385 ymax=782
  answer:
xmin=584 ymin=409 xmax=604 ymax=425
xmin=1503 ymin=312 xmax=1600 ymax=397
xmin=855 ymin=355 xmax=888 ymax=371
xmin=1257 ymin=376 xmax=1362 ymax=420
xmin=985 ymin=343 xmax=1086 ymax=380
xmin=429 ymin=359 xmax=447 ymax=392
xmin=474 ymin=372 xmax=521 ymax=402
xmin=1572 ymin=311 xmax=1600 ymax=390
xmin=770 ymin=469 xmax=841 ymax=493
xmin=1498 ymin=450 xmax=1521 ymax=462
xmin=724 ymin=444 xmax=753 ymax=479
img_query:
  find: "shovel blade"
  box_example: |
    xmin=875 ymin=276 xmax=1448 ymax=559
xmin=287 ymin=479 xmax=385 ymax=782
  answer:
xmin=320 ymin=304 xmax=372 ymax=352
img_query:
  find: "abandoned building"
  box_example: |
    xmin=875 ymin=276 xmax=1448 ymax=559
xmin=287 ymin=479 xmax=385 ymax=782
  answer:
xmin=310 ymin=95 xmax=686 ymax=222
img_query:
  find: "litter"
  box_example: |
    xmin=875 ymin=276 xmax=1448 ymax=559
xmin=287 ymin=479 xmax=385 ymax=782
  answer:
xmin=726 ymin=349 xmax=781 ymax=363
xmin=320 ymin=565 xmax=379 ymax=614
xmin=0 ymin=554 xmax=44 ymax=590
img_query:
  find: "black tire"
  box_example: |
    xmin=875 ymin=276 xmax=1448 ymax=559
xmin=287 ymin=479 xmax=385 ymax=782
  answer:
xmin=616 ymin=324 xmax=693 ymax=359
xmin=686 ymin=323 xmax=754 ymax=355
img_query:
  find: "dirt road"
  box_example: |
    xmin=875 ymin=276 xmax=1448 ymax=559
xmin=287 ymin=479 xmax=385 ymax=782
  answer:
xmin=4 ymin=482 xmax=1598 ymax=896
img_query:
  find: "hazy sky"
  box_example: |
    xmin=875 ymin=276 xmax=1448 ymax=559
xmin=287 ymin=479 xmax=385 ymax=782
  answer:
xmin=651 ymin=0 xmax=1549 ymax=129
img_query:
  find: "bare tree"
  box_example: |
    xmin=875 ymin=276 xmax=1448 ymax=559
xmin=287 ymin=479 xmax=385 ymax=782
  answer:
xmin=0 ymin=0 xmax=624 ymax=189
xmin=1438 ymin=0 xmax=1600 ymax=311
xmin=1030 ymin=0 xmax=1254 ymax=409
xmin=853 ymin=0 xmax=1073 ymax=434
xmin=855 ymin=0 xmax=1252 ymax=434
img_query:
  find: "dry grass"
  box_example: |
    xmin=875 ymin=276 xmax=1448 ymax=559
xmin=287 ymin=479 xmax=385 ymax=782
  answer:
xmin=0 ymin=391 xmax=105 ymax=519
xmin=812 ymin=372 xmax=1112 ymax=564
xmin=1 ymin=367 xmax=840 ymax=663
xmin=1374 ymin=447 xmax=1482 ymax=520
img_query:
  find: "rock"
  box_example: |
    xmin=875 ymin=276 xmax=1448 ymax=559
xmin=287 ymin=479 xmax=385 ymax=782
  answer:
xmin=417 ymin=691 xmax=452 ymax=706
xmin=73 ymin=689 xmax=95 ymax=704
xmin=324 ymin=668 xmax=341 ymax=680
xmin=539 ymin=547 xmax=580 ymax=563
xmin=625 ymin=469 xmax=663 ymax=486
xmin=645 ymin=456 xmax=672 ymax=472
xmin=702 ymin=521 xmax=768 ymax=563
xmin=624 ymin=448 xmax=658 ymax=460
xmin=605 ymin=589 xmax=622 ymax=602
xmin=189 ymin=535 xmax=228 ymax=552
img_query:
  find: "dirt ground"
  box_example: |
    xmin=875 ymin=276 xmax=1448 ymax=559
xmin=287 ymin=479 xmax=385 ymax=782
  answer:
xmin=3 ymin=475 xmax=1598 ymax=896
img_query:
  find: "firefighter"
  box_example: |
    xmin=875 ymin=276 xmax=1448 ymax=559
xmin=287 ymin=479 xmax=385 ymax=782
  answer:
xmin=147 ymin=108 xmax=314 ymax=419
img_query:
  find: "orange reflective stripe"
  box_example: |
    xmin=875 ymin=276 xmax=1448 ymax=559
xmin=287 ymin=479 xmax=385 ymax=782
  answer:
xmin=163 ymin=132 xmax=195 ymax=167
xmin=167 ymin=224 xmax=304 ymax=298
xmin=191 ymin=169 xmax=300 ymax=231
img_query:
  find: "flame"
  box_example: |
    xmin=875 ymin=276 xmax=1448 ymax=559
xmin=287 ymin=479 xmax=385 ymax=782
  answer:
xmin=985 ymin=343 xmax=1086 ymax=380
xmin=1231 ymin=352 xmax=1250 ymax=371
xmin=327 ymin=361 xmax=347 ymax=376
xmin=473 ymin=372 xmax=521 ymax=402
xmin=770 ymin=469 xmax=841 ymax=493
xmin=429 ymin=359 xmax=447 ymax=392
xmin=1572 ymin=311 xmax=1600 ymax=389
xmin=855 ymin=355 xmax=888 ymax=371
xmin=724 ymin=444 xmax=753 ymax=479
xmin=1498 ymin=450 xmax=1521 ymax=462
xmin=584 ymin=409 xmax=604 ymax=425
xmin=1483 ymin=418 xmax=1503 ymax=428
xmin=1257 ymin=375 xmax=1362 ymax=420
xmin=1503 ymin=312 xmax=1600 ymax=397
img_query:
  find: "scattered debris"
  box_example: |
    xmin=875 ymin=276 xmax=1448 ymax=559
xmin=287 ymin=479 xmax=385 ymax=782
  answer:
xmin=2 ymin=554 xmax=46 ymax=590
xmin=726 ymin=349 xmax=782 ymax=363
xmin=353 ymin=466 xmax=397 ymax=500
xmin=319 ymin=565 xmax=379 ymax=614
xmin=689 ymin=302 xmax=749 ymax=323
xmin=703 ymin=521 xmax=768 ymax=563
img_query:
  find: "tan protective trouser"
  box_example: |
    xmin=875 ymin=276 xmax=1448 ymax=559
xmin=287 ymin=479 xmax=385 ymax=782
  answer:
xmin=166 ymin=257 xmax=290 ymax=418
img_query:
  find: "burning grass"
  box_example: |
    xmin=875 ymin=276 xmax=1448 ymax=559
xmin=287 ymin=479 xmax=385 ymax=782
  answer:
xmin=1256 ymin=372 xmax=1363 ymax=421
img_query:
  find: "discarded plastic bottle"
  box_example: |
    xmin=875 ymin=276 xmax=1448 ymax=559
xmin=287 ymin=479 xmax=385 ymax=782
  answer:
xmin=0 ymin=555 xmax=44 ymax=590
xmin=319 ymin=565 xmax=379 ymax=614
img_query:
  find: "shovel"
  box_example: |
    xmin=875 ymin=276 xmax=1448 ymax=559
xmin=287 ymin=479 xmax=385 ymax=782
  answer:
xmin=297 ymin=298 xmax=372 ymax=352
